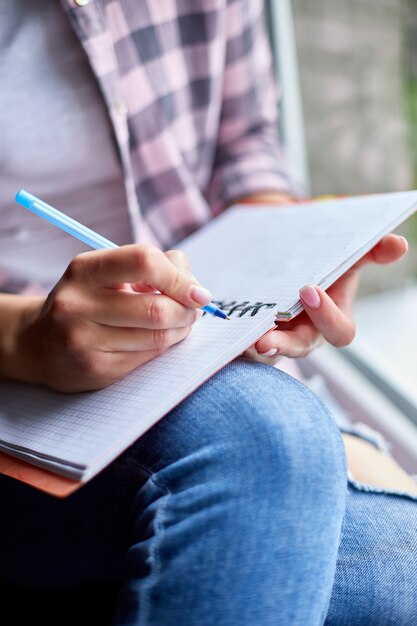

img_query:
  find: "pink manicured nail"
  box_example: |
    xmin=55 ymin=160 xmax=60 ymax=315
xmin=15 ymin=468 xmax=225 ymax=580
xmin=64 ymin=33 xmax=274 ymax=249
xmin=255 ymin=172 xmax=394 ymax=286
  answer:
xmin=190 ymin=284 xmax=213 ymax=305
xmin=300 ymin=285 xmax=321 ymax=308
xmin=257 ymin=348 xmax=278 ymax=357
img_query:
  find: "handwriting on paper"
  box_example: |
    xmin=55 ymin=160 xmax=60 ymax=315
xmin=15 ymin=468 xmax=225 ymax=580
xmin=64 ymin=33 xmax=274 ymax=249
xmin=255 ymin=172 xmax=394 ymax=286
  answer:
xmin=206 ymin=300 xmax=277 ymax=318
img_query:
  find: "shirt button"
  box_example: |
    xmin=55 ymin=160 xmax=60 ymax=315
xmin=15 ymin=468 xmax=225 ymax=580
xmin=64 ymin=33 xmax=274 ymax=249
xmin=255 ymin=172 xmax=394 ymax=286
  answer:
xmin=75 ymin=0 xmax=92 ymax=6
xmin=115 ymin=99 xmax=128 ymax=116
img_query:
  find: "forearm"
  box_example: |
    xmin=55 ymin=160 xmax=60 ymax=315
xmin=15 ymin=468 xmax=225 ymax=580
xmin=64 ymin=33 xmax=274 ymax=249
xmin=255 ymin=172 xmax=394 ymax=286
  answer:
xmin=0 ymin=294 xmax=43 ymax=382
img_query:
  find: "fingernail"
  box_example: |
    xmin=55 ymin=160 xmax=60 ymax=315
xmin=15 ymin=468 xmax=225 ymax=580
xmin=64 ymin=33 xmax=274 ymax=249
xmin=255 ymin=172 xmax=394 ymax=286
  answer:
xmin=300 ymin=285 xmax=321 ymax=308
xmin=190 ymin=284 xmax=213 ymax=306
xmin=400 ymin=236 xmax=409 ymax=251
xmin=257 ymin=348 xmax=278 ymax=357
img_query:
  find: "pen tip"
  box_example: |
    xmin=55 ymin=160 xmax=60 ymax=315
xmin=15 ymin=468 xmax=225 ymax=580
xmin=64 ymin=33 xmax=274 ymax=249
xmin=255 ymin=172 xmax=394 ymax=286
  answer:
xmin=226 ymin=315 xmax=231 ymax=320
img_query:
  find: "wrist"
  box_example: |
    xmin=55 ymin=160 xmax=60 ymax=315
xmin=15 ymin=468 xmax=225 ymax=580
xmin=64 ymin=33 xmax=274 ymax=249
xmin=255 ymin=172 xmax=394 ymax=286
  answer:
xmin=228 ymin=191 xmax=296 ymax=207
xmin=0 ymin=295 xmax=44 ymax=383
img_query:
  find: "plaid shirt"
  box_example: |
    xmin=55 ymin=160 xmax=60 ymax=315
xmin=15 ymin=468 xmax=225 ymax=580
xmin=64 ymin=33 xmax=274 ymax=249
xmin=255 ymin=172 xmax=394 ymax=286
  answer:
xmin=1 ymin=0 xmax=291 ymax=294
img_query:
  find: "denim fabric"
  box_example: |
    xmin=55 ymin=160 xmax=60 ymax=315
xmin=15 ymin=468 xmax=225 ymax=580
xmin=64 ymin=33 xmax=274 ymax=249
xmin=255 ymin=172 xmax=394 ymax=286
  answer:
xmin=299 ymin=368 xmax=417 ymax=624
xmin=326 ymin=484 xmax=417 ymax=625
xmin=0 ymin=360 xmax=346 ymax=626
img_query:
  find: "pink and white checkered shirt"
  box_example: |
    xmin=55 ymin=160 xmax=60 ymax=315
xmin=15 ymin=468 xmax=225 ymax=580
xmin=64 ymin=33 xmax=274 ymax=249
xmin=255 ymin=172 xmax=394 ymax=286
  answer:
xmin=1 ymin=0 xmax=292 ymax=294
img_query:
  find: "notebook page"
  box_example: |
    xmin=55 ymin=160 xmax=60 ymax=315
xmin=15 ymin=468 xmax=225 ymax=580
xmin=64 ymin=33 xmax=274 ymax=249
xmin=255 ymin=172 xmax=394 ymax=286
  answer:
xmin=0 ymin=310 xmax=275 ymax=478
xmin=181 ymin=190 xmax=417 ymax=314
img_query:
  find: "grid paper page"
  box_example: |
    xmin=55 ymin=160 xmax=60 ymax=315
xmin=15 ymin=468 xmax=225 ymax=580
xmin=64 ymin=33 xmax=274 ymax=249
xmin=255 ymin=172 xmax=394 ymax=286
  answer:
xmin=0 ymin=310 xmax=275 ymax=478
xmin=181 ymin=190 xmax=417 ymax=312
xmin=1 ymin=190 xmax=416 ymax=479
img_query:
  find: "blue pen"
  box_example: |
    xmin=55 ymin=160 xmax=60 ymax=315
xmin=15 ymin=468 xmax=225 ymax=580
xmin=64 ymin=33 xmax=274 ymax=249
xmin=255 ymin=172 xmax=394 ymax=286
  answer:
xmin=15 ymin=189 xmax=229 ymax=320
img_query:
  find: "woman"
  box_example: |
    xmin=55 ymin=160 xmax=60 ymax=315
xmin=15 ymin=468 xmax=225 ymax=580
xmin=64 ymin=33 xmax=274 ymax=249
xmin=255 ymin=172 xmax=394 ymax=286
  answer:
xmin=0 ymin=1 xmax=415 ymax=624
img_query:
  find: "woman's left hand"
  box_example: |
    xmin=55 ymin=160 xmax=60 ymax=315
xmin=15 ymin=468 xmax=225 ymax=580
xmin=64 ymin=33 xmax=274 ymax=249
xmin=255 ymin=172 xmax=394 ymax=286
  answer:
xmin=248 ymin=233 xmax=408 ymax=364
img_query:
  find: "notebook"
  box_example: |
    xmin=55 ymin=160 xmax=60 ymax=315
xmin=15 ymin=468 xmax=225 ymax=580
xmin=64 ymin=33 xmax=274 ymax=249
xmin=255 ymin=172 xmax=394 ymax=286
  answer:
xmin=1 ymin=190 xmax=416 ymax=496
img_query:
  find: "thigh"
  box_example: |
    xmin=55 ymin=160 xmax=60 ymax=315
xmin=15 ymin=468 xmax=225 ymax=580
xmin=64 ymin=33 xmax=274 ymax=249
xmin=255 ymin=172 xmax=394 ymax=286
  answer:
xmin=0 ymin=451 xmax=149 ymax=588
xmin=0 ymin=360 xmax=334 ymax=586
xmin=1 ymin=359 xmax=334 ymax=588
xmin=326 ymin=483 xmax=417 ymax=625
xmin=0 ymin=359 xmax=346 ymax=626
xmin=112 ymin=361 xmax=346 ymax=626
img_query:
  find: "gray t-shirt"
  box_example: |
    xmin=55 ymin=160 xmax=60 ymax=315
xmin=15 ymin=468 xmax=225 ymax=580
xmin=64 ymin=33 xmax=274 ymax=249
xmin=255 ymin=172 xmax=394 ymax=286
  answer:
xmin=0 ymin=0 xmax=133 ymax=289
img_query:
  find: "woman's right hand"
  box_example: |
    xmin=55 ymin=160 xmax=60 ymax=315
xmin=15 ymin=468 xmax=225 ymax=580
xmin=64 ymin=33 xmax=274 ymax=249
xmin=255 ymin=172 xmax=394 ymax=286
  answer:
xmin=11 ymin=245 xmax=211 ymax=392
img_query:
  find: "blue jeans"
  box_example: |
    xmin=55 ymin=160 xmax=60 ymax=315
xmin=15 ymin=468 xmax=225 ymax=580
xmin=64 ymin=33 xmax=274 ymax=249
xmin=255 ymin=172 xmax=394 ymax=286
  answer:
xmin=319 ymin=382 xmax=417 ymax=624
xmin=0 ymin=360 xmax=346 ymax=625
xmin=325 ymin=484 xmax=417 ymax=625
xmin=1 ymin=361 xmax=415 ymax=624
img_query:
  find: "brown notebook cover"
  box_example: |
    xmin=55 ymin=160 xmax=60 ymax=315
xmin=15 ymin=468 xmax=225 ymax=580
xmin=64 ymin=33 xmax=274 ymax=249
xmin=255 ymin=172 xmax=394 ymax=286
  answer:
xmin=0 ymin=451 xmax=82 ymax=497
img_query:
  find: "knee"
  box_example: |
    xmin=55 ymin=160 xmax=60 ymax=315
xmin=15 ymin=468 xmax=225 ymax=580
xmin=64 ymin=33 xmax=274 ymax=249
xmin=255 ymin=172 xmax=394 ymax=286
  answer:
xmin=172 ymin=360 xmax=346 ymax=497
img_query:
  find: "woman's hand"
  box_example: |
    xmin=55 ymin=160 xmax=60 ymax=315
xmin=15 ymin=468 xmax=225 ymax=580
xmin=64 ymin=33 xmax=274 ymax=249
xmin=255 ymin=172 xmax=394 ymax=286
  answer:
xmin=249 ymin=233 xmax=408 ymax=363
xmin=11 ymin=245 xmax=210 ymax=392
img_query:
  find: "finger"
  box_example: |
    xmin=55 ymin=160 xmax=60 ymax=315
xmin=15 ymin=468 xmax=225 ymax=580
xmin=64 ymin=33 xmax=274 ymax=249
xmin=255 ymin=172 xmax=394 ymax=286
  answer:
xmin=72 ymin=244 xmax=212 ymax=309
xmin=165 ymin=249 xmax=191 ymax=272
xmin=303 ymin=234 xmax=407 ymax=320
xmin=299 ymin=285 xmax=356 ymax=347
xmin=131 ymin=250 xmax=194 ymax=293
xmin=255 ymin=320 xmax=323 ymax=358
xmin=92 ymin=292 xmax=201 ymax=329
xmin=353 ymin=234 xmax=408 ymax=271
xmin=102 ymin=347 xmax=171 ymax=382
xmin=95 ymin=324 xmax=193 ymax=352
xmin=241 ymin=345 xmax=283 ymax=365
xmin=325 ymin=269 xmax=360 ymax=317
xmin=130 ymin=282 xmax=158 ymax=294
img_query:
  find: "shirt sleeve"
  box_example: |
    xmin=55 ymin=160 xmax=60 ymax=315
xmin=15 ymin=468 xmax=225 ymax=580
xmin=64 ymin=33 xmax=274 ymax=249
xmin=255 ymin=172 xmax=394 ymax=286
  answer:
xmin=206 ymin=0 xmax=297 ymax=212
